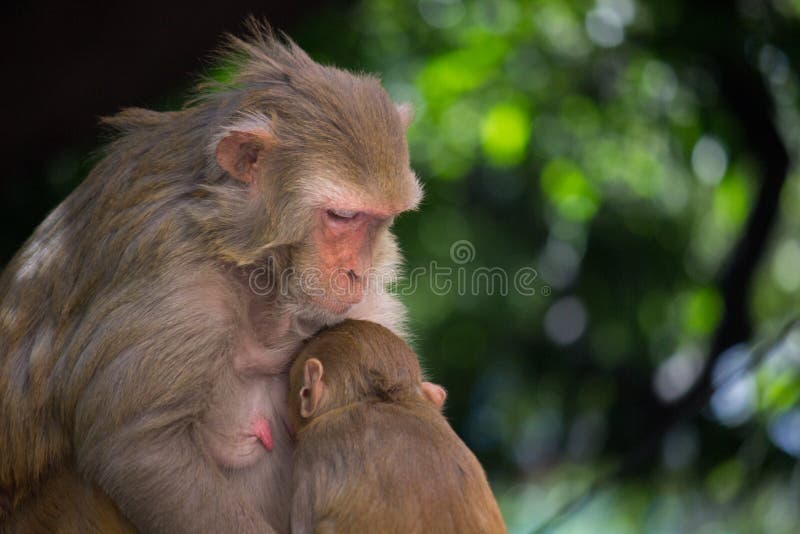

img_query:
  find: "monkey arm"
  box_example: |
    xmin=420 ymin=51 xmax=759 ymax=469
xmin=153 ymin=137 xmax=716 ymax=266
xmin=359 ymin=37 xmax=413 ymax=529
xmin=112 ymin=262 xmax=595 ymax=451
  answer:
xmin=76 ymin=422 xmax=274 ymax=534
xmin=66 ymin=280 xmax=277 ymax=534
xmin=291 ymin=426 xmax=339 ymax=534
xmin=290 ymin=440 xmax=345 ymax=534
xmin=289 ymin=471 xmax=315 ymax=534
xmin=0 ymin=467 xmax=137 ymax=533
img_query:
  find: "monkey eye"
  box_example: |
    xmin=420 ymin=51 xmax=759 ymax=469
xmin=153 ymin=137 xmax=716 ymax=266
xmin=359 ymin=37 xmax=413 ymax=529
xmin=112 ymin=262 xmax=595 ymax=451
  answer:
xmin=326 ymin=209 xmax=359 ymax=222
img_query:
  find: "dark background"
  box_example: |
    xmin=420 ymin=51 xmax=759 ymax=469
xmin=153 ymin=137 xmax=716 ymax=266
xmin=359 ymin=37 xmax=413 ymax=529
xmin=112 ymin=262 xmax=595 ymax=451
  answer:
xmin=3 ymin=1 xmax=800 ymax=532
xmin=0 ymin=0 xmax=341 ymax=263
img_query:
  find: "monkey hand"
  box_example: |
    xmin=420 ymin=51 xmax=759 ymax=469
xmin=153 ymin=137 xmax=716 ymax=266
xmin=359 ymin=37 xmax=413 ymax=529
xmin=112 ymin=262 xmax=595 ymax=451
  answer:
xmin=421 ymin=382 xmax=447 ymax=409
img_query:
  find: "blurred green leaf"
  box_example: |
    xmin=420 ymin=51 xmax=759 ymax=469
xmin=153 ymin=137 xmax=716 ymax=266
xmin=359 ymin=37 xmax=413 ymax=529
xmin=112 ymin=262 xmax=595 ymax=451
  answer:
xmin=481 ymin=101 xmax=532 ymax=166
xmin=682 ymin=287 xmax=723 ymax=337
xmin=540 ymin=158 xmax=599 ymax=221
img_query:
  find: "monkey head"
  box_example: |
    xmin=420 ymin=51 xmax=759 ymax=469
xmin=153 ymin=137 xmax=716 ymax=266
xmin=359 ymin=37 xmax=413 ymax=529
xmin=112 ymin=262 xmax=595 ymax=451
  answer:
xmin=210 ymin=33 xmax=422 ymax=319
xmin=288 ymin=319 xmax=437 ymax=431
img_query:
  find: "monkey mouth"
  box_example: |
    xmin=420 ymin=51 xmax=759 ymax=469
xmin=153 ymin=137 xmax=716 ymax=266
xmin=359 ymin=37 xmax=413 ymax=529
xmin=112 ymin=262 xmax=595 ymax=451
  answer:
xmin=310 ymin=293 xmax=363 ymax=314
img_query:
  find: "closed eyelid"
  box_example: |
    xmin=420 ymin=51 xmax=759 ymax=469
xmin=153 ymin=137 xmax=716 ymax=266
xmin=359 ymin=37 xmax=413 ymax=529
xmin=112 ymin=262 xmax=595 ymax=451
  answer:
xmin=327 ymin=209 xmax=358 ymax=219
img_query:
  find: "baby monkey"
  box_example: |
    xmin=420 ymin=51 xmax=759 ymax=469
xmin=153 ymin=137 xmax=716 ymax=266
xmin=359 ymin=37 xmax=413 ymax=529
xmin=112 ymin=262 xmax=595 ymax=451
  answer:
xmin=289 ymin=320 xmax=506 ymax=534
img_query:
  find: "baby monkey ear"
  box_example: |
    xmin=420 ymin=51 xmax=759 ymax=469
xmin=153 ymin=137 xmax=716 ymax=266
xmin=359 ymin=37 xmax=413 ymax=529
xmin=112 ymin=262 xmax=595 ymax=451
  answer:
xmin=299 ymin=358 xmax=325 ymax=418
xmin=215 ymin=127 xmax=273 ymax=184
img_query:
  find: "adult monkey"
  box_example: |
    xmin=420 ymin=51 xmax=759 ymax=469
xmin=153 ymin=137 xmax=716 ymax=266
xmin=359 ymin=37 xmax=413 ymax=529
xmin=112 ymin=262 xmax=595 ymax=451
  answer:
xmin=0 ymin=21 xmax=442 ymax=532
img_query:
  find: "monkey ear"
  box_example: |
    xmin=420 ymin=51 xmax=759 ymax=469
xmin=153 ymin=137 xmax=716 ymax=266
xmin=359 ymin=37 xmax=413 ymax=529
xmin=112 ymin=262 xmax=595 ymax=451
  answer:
xmin=396 ymin=102 xmax=414 ymax=129
xmin=215 ymin=129 xmax=273 ymax=184
xmin=299 ymin=358 xmax=325 ymax=418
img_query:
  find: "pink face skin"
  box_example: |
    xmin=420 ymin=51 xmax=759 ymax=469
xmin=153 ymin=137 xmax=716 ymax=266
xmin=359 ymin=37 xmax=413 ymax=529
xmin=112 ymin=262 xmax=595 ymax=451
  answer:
xmin=309 ymin=206 xmax=394 ymax=314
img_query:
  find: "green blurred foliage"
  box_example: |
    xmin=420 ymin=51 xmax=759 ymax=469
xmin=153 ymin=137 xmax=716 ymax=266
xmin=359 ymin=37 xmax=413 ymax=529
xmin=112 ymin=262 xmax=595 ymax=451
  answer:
xmin=296 ymin=0 xmax=800 ymax=531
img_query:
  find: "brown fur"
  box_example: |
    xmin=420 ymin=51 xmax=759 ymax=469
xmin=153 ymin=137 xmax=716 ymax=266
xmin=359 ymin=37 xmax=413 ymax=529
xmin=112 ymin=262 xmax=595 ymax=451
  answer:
xmin=0 ymin=20 xmax=418 ymax=532
xmin=0 ymin=471 xmax=134 ymax=534
xmin=289 ymin=320 xmax=506 ymax=534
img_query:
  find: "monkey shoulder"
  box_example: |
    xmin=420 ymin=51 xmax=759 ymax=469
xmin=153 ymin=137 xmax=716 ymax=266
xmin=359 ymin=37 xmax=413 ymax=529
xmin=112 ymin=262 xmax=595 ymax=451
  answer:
xmin=294 ymin=402 xmax=473 ymax=486
xmin=293 ymin=402 xmax=503 ymax=532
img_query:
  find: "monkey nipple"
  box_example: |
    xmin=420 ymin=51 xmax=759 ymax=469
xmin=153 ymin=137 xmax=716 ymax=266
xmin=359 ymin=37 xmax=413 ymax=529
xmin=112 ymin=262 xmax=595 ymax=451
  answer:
xmin=252 ymin=417 xmax=274 ymax=451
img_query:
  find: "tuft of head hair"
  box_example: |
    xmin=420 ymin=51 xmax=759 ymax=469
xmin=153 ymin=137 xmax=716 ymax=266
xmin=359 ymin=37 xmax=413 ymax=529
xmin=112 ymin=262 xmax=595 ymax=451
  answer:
xmin=200 ymin=18 xmax=419 ymax=209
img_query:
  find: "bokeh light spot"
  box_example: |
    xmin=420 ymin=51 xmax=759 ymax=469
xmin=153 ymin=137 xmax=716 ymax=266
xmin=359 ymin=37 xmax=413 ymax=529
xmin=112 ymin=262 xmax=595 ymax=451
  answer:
xmin=653 ymin=348 xmax=704 ymax=402
xmin=642 ymin=60 xmax=678 ymax=103
xmin=713 ymin=173 xmax=750 ymax=231
xmin=585 ymin=7 xmax=624 ymax=48
xmin=540 ymin=158 xmax=600 ymax=221
xmin=768 ymin=409 xmax=800 ymax=457
xmin=771 ymin=239 xmax=800 ymax=292
xmin=418 ymin=0 xmax=465 ymax=29
xmin=691 ymin=135 xmax=728 ymax=185
xmin=598 ymin=0 xmax=636 ymax=25
xmin=544 ymin=296 xmax=588 ymax=346
xmin=480 ymin=102 xmax=532 ymax=167
xmin=710 ymin=345 xmax=757 ymax=427
xmin=682 ymin=286 xmax=723 ymax=336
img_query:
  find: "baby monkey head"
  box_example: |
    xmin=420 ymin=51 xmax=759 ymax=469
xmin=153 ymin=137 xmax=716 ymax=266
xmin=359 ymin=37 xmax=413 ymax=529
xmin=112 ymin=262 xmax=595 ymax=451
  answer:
xmin=289 ymin=319 xmax=424 ymax=430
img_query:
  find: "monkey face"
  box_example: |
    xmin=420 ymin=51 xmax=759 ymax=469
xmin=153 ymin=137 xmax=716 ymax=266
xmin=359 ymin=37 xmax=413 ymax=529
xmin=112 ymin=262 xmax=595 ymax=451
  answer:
xmin=302 ymin=207 xmax=390 ymax=314
xmin=213 ymin=52 xmax=422 ymax=317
